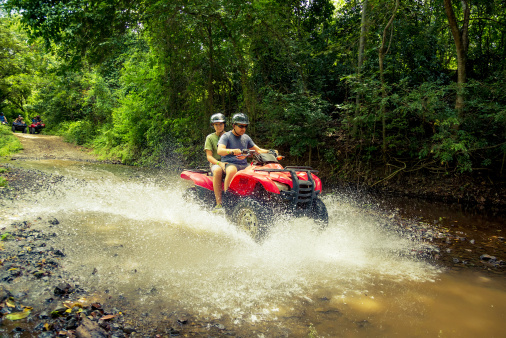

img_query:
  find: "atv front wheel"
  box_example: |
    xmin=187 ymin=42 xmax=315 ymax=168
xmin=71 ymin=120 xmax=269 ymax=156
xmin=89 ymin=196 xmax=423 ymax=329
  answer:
xmin=232 ymin=198 xmax=272 ymax=242
xmin=311 ymin=198 xmax=328 ymax=229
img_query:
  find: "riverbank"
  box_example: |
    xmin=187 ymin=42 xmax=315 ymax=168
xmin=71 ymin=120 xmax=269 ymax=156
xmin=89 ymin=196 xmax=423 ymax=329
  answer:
xmin=8 ymin=132 xmax=506 ymax=213
xmin=367 ymin=171 xmax=506 ymax=214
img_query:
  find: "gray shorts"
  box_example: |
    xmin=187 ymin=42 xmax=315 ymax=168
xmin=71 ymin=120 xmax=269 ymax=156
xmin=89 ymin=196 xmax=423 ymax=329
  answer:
xmin=210 ymin=164 xmax=223 ymax=176
xmin=225 ymin=163 xmax=248 ymax=172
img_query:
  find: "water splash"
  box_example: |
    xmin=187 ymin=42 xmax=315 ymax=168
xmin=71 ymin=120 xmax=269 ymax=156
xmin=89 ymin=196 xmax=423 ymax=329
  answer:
xmin=4 ymin=161 xmax=439 ymax=322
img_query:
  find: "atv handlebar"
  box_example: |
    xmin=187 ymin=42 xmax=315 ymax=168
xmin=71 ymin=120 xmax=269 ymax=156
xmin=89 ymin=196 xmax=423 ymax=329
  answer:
xmin=241 ymin=149 xmax=256 ymax=156
xmin=241 ymin=149 xmax=284 ymax=160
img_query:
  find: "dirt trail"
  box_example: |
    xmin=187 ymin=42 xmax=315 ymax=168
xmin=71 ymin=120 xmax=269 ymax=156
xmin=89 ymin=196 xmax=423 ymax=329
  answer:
xmin=12 ymin=133 xmax=98 ymax=161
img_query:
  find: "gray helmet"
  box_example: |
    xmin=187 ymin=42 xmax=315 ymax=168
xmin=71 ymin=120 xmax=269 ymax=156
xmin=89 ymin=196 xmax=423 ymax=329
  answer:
xmin=210 ymin=113 xmax=226 ymax=126
xmin=232 ymin=113 xmax=249 ymax=125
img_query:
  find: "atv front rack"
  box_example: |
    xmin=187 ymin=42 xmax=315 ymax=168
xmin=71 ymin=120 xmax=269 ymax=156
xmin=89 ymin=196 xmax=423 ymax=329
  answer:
xmin=254 ymin=167 xmax=320 ymax=208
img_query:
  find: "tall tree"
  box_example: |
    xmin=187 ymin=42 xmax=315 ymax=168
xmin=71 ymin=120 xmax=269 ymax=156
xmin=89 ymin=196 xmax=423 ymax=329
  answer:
xmin=444 ymin=0 xmax=470 ymax=115
xmin=378 ymin=0 xmax=399 ymax=156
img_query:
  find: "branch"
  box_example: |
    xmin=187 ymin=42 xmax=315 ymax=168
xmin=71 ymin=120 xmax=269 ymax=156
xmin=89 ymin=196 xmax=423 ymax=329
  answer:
xmin=468 ymin=141 xmax=506 ymax=152
xmin=464 ymin=17 xmax=506 ymax=27
xmin=371 ymin=160 xmax=406 ymax=187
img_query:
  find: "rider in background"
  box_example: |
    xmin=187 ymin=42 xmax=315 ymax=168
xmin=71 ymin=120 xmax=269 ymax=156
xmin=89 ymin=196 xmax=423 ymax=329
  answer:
xmin=13 ymin=115 xmax=26 ymax=126
xmin=0 ymin=112 xmax=7 ymax=125
xmin=32 ymin=115 xmax=42 ymax=123
xmin=205 ymin=112 xmax=226 ymax=212
xmin=217 ymin=113 xmax=270 ymax=192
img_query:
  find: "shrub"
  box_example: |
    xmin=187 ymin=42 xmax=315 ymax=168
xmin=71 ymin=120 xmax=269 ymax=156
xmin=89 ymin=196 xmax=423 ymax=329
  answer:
xmin=55 ymin=120 xmax=96 ymax=146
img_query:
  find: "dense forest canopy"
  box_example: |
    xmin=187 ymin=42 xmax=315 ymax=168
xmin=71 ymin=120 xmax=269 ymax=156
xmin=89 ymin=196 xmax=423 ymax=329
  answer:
xmin=1 ymin=0 xmax=505 ymax=184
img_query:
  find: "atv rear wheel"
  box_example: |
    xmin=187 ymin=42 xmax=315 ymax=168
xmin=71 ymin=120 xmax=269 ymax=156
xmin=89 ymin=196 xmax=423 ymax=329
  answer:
xmin=232 ymin=198 xmax=272 ymax=242
xmin=311 ymin=198 xmax=328 ymax=229
xmin=182 ymin=187 xmax=197 ymax=202
xmin=183 ymin=186 xmax=215 ymax=210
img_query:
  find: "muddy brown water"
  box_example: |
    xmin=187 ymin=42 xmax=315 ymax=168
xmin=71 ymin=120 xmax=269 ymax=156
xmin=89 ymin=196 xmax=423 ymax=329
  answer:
xmin=1 ymin=158 xmax=505 ymax=337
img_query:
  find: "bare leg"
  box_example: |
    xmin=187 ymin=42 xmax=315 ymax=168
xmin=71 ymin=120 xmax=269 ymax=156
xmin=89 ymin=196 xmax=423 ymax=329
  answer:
xmin=224 ymin=165 xmax=238 ymax=192
xmin=212 ymin=167 xmax=223 ymax=205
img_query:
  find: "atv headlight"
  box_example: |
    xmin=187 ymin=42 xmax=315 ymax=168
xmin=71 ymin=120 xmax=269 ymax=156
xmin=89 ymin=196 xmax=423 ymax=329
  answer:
xmin=274 ymin=182 xmax=290 ymax=192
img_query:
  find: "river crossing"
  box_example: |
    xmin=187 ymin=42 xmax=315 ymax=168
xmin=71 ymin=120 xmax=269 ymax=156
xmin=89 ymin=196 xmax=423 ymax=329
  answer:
xmin=1 ymin=158 xmax=505 ymax=337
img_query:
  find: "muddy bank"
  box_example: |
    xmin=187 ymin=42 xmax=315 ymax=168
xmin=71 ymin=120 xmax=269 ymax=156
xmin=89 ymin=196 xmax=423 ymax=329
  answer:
xmin=9 ymin=134 xmax=99 ymax=163
xmin=324 ymin=170 xmax=506 ymax=216
xmin=374 ymin=172 xmax=505 ymax=211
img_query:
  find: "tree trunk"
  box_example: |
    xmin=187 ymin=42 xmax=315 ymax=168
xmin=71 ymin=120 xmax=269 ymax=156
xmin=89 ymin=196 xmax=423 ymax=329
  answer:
xmin=444 ymin=0 xmax=470 ymax=117
xmin=217 ymin=16 xmax=255 ymax=119
xmin=353 ymin=0 xmax=368 ymax=137
xmin=207 ymin=23 xmax=214 ymax=114
xmin=379 ymin=0 xmax=399 ymax=157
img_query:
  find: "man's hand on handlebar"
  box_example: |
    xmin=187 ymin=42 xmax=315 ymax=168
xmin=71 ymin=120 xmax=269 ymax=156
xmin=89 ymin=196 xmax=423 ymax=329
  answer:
xmin=241 ymin=149 xmax=256 ymax=156
xmin=234 ymin=149 xmax=254 ymax=160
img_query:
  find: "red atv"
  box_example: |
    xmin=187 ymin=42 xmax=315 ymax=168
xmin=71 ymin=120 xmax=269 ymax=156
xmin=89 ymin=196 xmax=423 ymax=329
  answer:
xmin=29 ymin=121 xmax=45 ymax=134
xmin=181 ymin=150 xmax=328 ymax=241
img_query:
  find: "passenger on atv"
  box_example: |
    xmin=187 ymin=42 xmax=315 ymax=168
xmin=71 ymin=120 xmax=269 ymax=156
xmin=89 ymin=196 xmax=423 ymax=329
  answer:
xmin=29 ymin=115 xmax=45 ymax=134
xmin=217 ymin=112 xmax=273 ymax=193
xmin=205 ymin=112 xmax=227 ymax=212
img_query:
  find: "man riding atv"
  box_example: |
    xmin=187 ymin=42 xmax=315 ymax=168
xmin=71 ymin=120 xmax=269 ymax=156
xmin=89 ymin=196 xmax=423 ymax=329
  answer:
xmin=0 ymin=112 xmax=7 ymax=125
xmin=12 ymin=115 xmax=27 ymax=133
xmin=217 ymin=113 xmax=273 ymax=192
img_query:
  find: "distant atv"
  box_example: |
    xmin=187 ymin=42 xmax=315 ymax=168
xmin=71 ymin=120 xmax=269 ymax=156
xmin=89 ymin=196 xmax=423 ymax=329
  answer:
xmin=181 ymin=150 xmax=328 ymax=241
xmin=12 ymin=123 xmax=27 ymax=133
xmin=29 ymin=121 xmax=45 ymax=134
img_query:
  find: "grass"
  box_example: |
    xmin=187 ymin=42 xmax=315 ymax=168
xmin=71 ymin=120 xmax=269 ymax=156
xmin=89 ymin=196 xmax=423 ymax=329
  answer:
xmin=0 ymin=125 xmax=23 ymax=187
xmin=0 ymin=125 xmax=23 ymax=157
xmin=0 ymin=166 xmax=8 ymax=187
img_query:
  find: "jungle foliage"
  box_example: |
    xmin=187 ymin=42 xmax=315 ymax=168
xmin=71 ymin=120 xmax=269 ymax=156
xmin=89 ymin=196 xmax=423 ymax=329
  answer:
xmin=1 ymin=0 xmax=505 ymax=184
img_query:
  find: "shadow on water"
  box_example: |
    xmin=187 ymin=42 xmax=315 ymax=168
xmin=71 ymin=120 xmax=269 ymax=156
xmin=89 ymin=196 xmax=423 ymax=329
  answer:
xmin=3 ymin=160 xmax=506 ymax=337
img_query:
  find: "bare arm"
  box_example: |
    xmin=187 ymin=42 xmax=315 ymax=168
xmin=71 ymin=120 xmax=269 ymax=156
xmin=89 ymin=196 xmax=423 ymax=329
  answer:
xmin=250 ymin=145 xmax=269 ymax=154
xmin=206 ymin=149 xmax=219 ymax=165
xmin=217 ymin=144 xmax=242 ymax=156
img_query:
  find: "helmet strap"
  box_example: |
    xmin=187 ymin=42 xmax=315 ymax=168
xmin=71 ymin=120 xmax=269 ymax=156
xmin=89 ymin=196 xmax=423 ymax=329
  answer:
xmin=232 ymin=126 xmax=241 ymax=137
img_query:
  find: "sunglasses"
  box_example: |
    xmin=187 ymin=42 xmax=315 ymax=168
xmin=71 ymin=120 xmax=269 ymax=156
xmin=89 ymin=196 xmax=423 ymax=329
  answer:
xmin=236 ymin=124 xmax=248 ymax=129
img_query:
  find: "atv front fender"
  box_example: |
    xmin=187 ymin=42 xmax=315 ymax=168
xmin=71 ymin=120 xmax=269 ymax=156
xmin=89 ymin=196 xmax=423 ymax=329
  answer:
xmin=181 ymin=171 xmax=213 ymax=190
xmin=311 ymin=173 xmax=322 ymax=193
xmin=229 ymin=172 xmax=280 ymax=196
